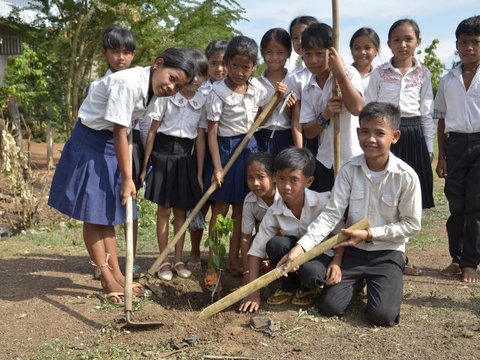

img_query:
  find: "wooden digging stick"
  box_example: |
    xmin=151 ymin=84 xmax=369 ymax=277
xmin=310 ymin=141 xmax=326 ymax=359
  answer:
xmin=125 ymin=129 xmax=162 ymax=327
xmin=148 ymin=92 xmax=282 ymax=275
xmin=332 ymin=0 xmax=341 ymax=177
xmin=198 ymin=218 xmax=370 ymax=320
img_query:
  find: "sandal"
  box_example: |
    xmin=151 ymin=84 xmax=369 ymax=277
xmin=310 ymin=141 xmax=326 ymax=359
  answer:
xmin=157 ymin=262 xmax=173 ymax=281
xmin=173 ymin=261 xmax=192 ymax=279
xmin=204 ymin=268 xmax=222 ymax=292
xmin=291 ymin=288 xmax=318 ymax=306
xmin=266 ymin=289 xmax=294 ymax=305
xmin=90 ymin=253 xmax=112 ymax=280
xmin=132 ymin=282 xmax=146 ymax=296
xmin=97 ymin=292 xmax=125 ymax=307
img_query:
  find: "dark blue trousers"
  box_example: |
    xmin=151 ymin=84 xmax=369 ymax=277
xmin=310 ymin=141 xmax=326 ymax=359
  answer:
xmin=316 ymin=247 xmax=405 ymax=327
xmin=444 ymin=132 xmax=480 ymax=268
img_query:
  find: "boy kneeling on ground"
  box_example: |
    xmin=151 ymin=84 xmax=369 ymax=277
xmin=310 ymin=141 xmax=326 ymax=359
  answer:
xmin=239 ymin=147 xmax=343 ymax=313
xmin=279 ymin=102 xmax=422 ymax=326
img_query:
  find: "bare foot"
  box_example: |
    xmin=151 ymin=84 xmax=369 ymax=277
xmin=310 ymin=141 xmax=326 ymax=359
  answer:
xmin=461 ymin=267 xmax=479 ymax=283
xmin=403 ymin=264 xmax=422 ymax=276
xmin=440 ymin=262 xmax=461 ymax=277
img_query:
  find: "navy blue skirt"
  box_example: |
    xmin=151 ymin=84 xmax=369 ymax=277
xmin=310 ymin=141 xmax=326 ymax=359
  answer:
xmin=48 ymin=121 xmax=137 ymax=225
xmin=144 ymin=133 xmax=201 ymax=209
xmin=131 ymin=129 xmax=144 ymax=190
xmin=255 ymin=128 xmax=294 ymax=157
xmin=204 ymin=134 xmax=258 ymax=203
xmin=392 ymin=116 xmax=434 ymax=209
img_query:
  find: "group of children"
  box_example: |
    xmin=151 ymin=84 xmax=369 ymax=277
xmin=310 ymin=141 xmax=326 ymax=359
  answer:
xmin=47 ymin=14 xmax=480 ymax=326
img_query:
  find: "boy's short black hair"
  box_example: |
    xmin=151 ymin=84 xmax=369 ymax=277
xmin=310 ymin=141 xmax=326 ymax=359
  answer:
xmin=274 ymin=147 xmax=315 ymax=177
xmin=359 ymin=102 xmax=401 ymax=130
xmin=455 ymin=15 xmax=480 ymax=40
xmin=102 ymin=25 xmax=136 ymax=51
xmin=301 ymin=23 xmax=333 ymax=50
xmin=186 ymin=48 xmax=209 ymax=78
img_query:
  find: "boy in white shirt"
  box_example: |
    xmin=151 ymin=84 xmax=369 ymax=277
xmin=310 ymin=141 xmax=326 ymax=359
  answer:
xmin=239 ymin=148 xmax=342 ymax=313
xmin=435 ymin=15 xmax=480 ymax=282
xmin=299 ymin=22 xmax=364 ymax=192
xmin=279 ymin=102 xmax=422 ymax=326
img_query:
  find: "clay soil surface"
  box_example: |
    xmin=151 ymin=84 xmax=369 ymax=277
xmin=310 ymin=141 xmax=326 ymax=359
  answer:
xmin=0 ymin=143 xmax=479 ymax=360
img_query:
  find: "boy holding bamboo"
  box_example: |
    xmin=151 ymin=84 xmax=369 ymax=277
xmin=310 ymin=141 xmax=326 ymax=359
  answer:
xmin=278 ymin=102 xmax=422 ymax=326
xmin=239 ymin=147 xmax=342 ymax=313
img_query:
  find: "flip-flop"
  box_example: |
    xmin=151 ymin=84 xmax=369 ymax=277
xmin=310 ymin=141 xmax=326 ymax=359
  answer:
xmin=98 ymin=292 xmax=125 ymax=307
xmin=291 ymin=288 xmax=318 ymax=306
xmin=266 ymin=289 xmax=294 ymax=305
xmin=132 ymin=282 xmax=147 ymax=296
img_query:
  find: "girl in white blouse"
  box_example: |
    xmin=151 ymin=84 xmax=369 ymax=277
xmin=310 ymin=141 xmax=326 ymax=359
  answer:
xmin=366 ymin=19 xmax=435 ymax=210
xmin=204 ymin=36 xmax=285 ymax=289
xmin=350 ymin=27 xmax=380 ymax=92
xmin=48 ymin=48 xmax=196 ymax=304
xmin=141 ymin=49 xmax=208 ymax=281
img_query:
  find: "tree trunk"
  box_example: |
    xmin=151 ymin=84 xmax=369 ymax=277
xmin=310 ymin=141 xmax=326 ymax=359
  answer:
xmin=46 ymin=116 xmax=54 ymax=171
xmin=7 ymin=96 xmax=22 ymax=151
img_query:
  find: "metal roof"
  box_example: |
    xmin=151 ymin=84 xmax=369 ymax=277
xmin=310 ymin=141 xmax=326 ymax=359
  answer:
xmin=0 ymin=1 xmax=40 ymax=22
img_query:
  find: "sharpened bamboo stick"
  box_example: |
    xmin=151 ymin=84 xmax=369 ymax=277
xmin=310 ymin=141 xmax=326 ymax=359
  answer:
xmin=198 ymin=218 xmax=370 ymax=320
xmin=148 ymin=92 xmax=282 ymax=275
xmin=332 ymin=0 xmax=341 ymax=177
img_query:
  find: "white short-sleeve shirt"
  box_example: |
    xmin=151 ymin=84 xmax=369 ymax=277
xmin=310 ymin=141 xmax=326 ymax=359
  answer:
xmin=365 ymin=59 xmax=435 ymax=152
xmin=247 ymin=188 xmax=332 ymax=259
xmin=434 ymin=65 xmax=480 ymax=133
xmin=300 ymin=66 xmax=364 ymax=169
xmin=257 ymin=71 xmax=296 ymax=130
xmin=206 ymin=78 xmax=269 ymax=137
xmin=79 ymin=66 xmax=154 ymax=132
xmin=149 ymin=91 xmax=207 ymax=139
xmin=289 ymin=62 xmax=312 ymax=100
xmin=241 ymin=190 xmax=281 ymax=235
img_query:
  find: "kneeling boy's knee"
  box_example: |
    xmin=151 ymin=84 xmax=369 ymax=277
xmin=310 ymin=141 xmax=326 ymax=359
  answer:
xmin=315 ymin=295 xmax=345 ymax=317
xmin=365 ymin=305 xmax=399 ymax=327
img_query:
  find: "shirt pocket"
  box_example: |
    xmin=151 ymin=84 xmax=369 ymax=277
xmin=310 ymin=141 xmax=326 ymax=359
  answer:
xmin=349 ymin=190 xmax=365 ymax=214
xmin=379 ymin=194 xmax=398 ymax=219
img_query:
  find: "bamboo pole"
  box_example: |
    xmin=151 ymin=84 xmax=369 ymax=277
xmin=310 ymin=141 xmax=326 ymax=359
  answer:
xmin=332 ymin=0 xmax=341 ymax=176
xmin=148 ymin=92 xmax=282 ymax=275
xmin=198 ymin=218 xmax=369 ymax=320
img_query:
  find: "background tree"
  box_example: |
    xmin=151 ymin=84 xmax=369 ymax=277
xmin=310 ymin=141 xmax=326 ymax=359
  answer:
xmin=418 ymin=38 xmax=445 ymax=95
xmin=2 ymin=0 xmax=244 ymax=139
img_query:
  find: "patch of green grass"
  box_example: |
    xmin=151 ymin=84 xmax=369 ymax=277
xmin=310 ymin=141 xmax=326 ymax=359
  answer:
xmin=409 ymin=173 xmax=449 ymax=249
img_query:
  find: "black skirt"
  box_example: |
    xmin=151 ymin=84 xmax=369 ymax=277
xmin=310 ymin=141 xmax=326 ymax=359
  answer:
xmin=144 ymin=133 xmax=201 ymax=209
xmin=391 ymin=116 xmax=434 ymax=209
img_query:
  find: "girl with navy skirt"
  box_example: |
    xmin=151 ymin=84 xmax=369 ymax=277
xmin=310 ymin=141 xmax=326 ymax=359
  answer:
xmin=256 ymin=28 xmax=298 ymax=157
xmin=141 ymin=49 xmax=208 ymax=281
xmin=48 ymin=48 xmax=196 ymax=304
xmin=204 ymin=36 xmax=285 ymax=289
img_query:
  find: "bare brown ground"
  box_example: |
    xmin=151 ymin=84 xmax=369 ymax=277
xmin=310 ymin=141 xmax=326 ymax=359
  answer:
xmin=0 ymin=143 xmax=479 ymax=360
